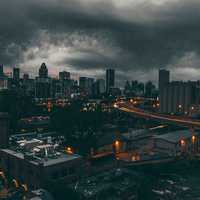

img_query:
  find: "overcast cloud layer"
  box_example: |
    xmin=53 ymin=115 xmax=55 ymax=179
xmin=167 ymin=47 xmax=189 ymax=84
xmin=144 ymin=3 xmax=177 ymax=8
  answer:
xmin=1 ymin=0 xmax=200 ymax=86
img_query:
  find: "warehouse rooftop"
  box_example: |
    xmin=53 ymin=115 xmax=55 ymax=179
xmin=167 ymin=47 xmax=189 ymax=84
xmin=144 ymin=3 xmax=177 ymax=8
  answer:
xmin=154 ymin=130 xmax=199 ymax=144
xmin=0 ymin=132 xmax=81 ymax=167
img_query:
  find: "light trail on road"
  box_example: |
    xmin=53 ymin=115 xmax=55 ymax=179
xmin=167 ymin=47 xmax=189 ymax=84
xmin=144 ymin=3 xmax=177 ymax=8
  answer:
xmin=115 ymin=102 xmax=200 ymax=128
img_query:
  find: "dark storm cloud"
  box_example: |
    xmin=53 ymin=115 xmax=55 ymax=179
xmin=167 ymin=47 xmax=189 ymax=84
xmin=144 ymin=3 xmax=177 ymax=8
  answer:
xmin=1 ymin=0 xmax=200 ymax=82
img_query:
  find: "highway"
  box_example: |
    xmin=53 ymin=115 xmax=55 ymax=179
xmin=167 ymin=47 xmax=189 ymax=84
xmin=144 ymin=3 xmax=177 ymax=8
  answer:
xmin=115 ymin=102 xmax=200 ymax=128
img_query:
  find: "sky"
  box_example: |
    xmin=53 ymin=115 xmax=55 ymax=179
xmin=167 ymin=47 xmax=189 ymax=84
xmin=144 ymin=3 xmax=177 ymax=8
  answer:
xmin=1 ymin=0 xmax=200 ymax=86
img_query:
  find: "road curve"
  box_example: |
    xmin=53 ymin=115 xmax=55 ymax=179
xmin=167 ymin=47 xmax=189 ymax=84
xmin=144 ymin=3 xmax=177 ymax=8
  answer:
xmin=115 ymin=102 xmax=200 ymax=128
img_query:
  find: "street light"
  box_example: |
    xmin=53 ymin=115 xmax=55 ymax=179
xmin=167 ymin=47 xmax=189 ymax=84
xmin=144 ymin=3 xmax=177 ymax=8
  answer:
xmin=192 ymin=135 xmax=196 ymax=143
xmin=66 ymin=147 xmax=73 ymax=154
xmin=115 ymin=140 xmax=120 ymax=146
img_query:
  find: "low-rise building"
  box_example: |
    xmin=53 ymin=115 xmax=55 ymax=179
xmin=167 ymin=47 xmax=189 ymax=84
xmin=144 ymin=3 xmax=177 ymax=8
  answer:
xmin=154 ymin=130 xmax=200 ymax=156
xmin=0 ymin=135 xmax=84 ymax=189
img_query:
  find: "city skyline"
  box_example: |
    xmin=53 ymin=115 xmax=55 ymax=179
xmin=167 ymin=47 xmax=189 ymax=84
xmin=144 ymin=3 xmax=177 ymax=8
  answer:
xmin=2 ymin=63 xmax=200 ymax=89
xmin=1 ymin=0 xmax=200 ymax=85
xmin=1 ymin=2 xmax=200 ymax=199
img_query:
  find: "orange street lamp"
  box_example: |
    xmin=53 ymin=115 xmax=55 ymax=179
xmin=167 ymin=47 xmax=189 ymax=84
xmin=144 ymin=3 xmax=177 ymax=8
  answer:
xmin=115 ymin=140 xmax=120 ymax=146
xmin=66 ymin=147 xmax=73 ymax=154
xmin=192 ymin=135 xmax=196 ymax=143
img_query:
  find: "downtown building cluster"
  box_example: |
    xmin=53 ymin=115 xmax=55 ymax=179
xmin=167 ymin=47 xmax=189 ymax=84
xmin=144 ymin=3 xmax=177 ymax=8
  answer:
xmin=0 ymin=63 xmax=121 ymax=100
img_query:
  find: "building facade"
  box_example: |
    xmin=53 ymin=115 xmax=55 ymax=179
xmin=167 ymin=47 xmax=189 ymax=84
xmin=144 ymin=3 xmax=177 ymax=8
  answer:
xmin=13 ymin=68 xmax=20 ymax=81
xmin=0 ymin=113 xmax=9 ymax=148
xmin=159 ymin=81 xmax=198 ymax=114
xmin=0 ymin=134 xmax=84 ymax=189
xmin=59 ymin=71 xmax=70 ymax=81
xmin=79 ymin=77 xmax=94 ymax=96
xmin=158 ymin=69 xmax=170 ymax=90
xmin=154 ymin=130 xmax=200 ymax=156
xmin=35 ymin=63 xmax=52 ymax=99
xmin=106 ymin=69 xmax=115 ymax=93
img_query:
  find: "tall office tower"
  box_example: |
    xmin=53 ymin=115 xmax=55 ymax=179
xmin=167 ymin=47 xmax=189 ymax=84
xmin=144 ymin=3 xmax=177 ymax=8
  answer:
xmin=79 ymin=77 xmax=94 ymax=96
xmin=79 ymin=77 xmax=87 ymax=89
xmin=93 ymin=79 xmax=106 ymax=97
xmin=39 ymin=63 xmax=48 ymax=78
xmin=0 ymin=113 xmax=9 ymax=148
xmin=59 ymin=71 xmax=70 ymax=81
xmin=97 ymin=79 xmax=106 ymax=94
xmin=13 ymin=67 xmax=20 ymax=81
xmin=35 ymin=63 xmax=51 ymax=99
xmin=159 ymin=69 xmax=170 ymax=113
xmin=0 ymin=64 xmax=3 ymax=77
xmin=159 ymin=69 xmax=170 ymax=90
xmin=106 ymin=69 xmax=115 ymax=93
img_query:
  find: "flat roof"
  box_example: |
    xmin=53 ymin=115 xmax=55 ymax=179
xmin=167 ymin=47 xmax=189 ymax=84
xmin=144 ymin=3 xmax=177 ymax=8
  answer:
xmin=0 ymin=149 xmax=81 ymax=167
xmin=123 ymin=129 xmax=149 ymax=140
xmin=154 ymin=130 xmax=199 ymax=143
xmin=41 ymin=154 xmax=81 ymax=167
xmin=11 ymin=131 xmax=57 ymax=139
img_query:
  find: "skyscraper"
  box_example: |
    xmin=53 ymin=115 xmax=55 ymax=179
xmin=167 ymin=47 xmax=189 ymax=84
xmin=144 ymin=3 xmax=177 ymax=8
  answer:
xmin=35 ymin=63 xmax=51 ymax=99
xmin=79 ymin=77 xmax=94 ymax=96
xmin=159 ymin=69 xmax=170 ymax=90
xmin=39 ymin=63 xmax=48 ymax=78
xmin=106 ymin=69 xmax=115 ymax=93
xmin=93 ymin=79 xmax=105 ymax=97
xmin=97 ymin=79 xmax=105 ymax=94
xmin=159 ymin=69 xmax=170 ymax=113
xmin=13 ymin=67 xmax=20 ymax=81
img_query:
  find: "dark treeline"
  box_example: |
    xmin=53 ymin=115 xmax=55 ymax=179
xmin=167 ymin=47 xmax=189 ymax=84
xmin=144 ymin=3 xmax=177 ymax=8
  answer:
xmin=0 ymin=90 xmax=35 ymax=132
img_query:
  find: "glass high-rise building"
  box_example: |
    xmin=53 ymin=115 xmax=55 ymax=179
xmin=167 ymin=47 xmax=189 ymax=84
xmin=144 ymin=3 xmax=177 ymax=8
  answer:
xmin=106 ymin=69 xmax=115 ymax=93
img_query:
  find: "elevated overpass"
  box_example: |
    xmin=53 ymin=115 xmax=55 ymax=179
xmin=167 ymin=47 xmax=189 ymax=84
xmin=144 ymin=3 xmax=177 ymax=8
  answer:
xmin=115 ymin=102 xmax=200 ymax=129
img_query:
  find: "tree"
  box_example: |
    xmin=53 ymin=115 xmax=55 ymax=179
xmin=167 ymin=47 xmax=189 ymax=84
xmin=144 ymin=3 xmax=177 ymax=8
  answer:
xmin=0 ymin=90 xmax=34 ymax=132
xmin=145 ymin=81 xmax=156 ymax=98
xmin=50 ymin=100 xmax=105 ymax=155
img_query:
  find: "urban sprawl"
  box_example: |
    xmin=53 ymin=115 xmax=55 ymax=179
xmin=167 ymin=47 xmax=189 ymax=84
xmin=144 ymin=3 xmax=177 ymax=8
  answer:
xmin=0 ymin=64 xmax=200 ymax=200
